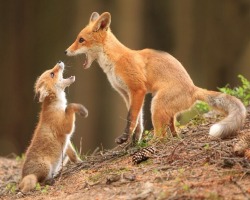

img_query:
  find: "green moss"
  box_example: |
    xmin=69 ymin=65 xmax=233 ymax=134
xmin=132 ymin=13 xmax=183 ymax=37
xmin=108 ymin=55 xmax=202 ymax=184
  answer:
xmin=219 ymin=74 xmax=250 ymax=106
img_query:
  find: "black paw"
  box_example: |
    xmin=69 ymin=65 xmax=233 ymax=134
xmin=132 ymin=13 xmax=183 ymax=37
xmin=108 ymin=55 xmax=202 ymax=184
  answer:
xmin=45 ymin=178 xmax=55 ymax=185
xmin=115 ymin=133 xmax=129 ymax=144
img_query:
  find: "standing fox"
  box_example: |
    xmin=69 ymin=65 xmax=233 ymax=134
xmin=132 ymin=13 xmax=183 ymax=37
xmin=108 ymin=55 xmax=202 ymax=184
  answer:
xmin=19 ymin=61 xmax=88 ymax=193
xmin=65 ymin=12 xmax=246 ymax=144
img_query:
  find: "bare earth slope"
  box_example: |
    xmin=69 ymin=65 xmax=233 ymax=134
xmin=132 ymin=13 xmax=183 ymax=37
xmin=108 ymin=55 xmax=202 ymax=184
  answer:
xmin=1 ymin=108 xmax=250 ymax=200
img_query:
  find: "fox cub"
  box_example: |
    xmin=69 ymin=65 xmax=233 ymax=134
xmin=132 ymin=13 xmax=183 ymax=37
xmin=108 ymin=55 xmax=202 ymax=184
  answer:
xmin=19 ymin=61 xmax=88 ymax=193
xmin=65 ymin=12 xmax=246 ymax=145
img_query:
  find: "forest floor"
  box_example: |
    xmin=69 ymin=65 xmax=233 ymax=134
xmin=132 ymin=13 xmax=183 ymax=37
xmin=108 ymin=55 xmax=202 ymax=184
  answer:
xmin=1 ymin=108 xmax=250 ymax=200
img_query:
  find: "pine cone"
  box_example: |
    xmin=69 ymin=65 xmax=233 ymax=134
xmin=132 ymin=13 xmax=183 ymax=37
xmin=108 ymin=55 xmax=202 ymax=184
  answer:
xmin=132 ymin=146 xmax=156 ymax=164
xmin=234 ymin=132 xmax=250 ymax=156
xmin=244 ymin=149 xmax=250 ymax=160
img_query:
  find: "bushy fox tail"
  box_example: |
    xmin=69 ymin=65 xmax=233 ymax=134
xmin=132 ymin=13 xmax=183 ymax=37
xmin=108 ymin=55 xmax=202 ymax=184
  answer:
xmin=195 ymin=88 xmax=246 ymax=138
xmin=19 ymin=174 xmax=38 ymax=193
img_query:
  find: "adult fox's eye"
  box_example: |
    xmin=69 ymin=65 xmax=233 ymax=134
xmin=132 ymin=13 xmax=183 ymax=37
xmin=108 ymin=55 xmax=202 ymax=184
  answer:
xmin=50 ymin=72 xmax=54 ymax=78
xmin=79 ymin=37 xmax=85 ymax=43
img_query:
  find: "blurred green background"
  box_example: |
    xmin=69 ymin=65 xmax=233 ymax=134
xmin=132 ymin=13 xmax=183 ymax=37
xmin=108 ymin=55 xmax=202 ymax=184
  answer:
xmin=1 ymin=0 xmax=250 ymax=156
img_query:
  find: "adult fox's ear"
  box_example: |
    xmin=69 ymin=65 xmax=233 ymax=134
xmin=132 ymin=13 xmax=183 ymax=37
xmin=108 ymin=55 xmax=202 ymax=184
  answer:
xmin=89 ymin=12 xmax=100 ymax=23
xmin=34 ymin=80 xmax=48 ymax=102
xmin=92 ymin=12 xmax=111 ymax=32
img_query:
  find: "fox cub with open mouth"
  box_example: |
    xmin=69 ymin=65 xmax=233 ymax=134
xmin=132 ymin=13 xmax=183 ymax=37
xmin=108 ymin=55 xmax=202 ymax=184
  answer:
xmin=19 ymin=61 xmax=88 ymax=193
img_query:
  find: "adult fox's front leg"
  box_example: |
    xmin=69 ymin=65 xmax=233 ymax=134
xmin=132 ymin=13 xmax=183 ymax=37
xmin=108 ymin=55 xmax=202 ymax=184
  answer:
xmin=116 ymin=89 xmax=144 ymax=144
xmin=115 ymin=89 xmax=146 ymax=144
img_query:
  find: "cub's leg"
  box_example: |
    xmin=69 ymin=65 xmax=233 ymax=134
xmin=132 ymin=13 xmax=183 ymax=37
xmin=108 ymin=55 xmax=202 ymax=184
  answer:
xmin=19 ymin=161 xmax=51 ymax=193
xmin=63 ymin=103 xmax=88 ymax=134
xmin=66 ymin=141 xmax=82 ymax=163
xmin=66 ymin=103 xmax=88 ymax=118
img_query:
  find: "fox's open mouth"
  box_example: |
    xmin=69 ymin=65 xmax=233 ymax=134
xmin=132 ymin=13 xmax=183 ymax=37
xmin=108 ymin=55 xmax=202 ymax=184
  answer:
xmin=81 ymin=52 xmax=95 ymax=69
xmin=67 ymin=76 xmax=75 ymax=82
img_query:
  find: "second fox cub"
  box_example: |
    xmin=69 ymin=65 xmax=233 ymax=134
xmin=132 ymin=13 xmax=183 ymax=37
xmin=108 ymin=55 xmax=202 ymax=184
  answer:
xmin=19 ymin=61 xmax=88 ymax=193
xmin=66 ymin=12 xmax=246 ymax=144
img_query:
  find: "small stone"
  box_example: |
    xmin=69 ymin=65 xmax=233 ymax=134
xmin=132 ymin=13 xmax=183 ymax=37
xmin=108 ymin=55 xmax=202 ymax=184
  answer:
xmin=221 ymin=159 xmax=235 ymax=168
xmin=123 ymin=173 xmax=136 ymax=181
xmin=106 ymin=174 xmax=120 ymax=185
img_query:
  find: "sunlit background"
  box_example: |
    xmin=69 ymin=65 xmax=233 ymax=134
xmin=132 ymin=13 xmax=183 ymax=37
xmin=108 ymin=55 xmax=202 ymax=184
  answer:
xmin=1 ymin=0 xmax=250 ymax=156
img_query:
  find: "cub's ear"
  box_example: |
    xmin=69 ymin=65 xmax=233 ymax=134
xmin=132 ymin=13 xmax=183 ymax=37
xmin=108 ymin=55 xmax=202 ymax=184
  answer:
xmin=89 ymin=12 xmax=100 ymax=23
xmin=34 ymin=81 xmax=48 ymax=102
xmin=37 ymin=86 xmax=49 ymax=102
xmin=92 ymin=12 xmax=111 ymax=32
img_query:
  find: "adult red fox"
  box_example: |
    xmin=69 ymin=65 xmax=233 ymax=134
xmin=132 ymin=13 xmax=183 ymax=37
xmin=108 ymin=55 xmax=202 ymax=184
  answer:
xmin=65 ymin=12 xmax=246 ymax=145
xmin=19 ymin=62 xmax=88 ymax=193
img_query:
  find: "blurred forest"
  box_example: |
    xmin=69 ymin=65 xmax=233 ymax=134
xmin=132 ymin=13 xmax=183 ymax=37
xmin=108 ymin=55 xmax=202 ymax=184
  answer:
xmin=0 ymin=0 xmax=250 ymax=156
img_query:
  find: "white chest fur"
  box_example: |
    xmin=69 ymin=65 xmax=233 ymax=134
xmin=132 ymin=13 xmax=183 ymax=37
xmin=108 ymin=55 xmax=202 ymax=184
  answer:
xmin=49 ymin=90 xmax=67 ymax=111
xmin=97 ymin=52 xmax=128 ymax=93
xmin=51 ymin=124 xmax=75 ymax=177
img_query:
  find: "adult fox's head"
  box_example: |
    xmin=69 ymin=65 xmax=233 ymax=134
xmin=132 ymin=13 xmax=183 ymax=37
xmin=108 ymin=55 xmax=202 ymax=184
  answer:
xmin=65 ymin=12 xmax=111 ymax=69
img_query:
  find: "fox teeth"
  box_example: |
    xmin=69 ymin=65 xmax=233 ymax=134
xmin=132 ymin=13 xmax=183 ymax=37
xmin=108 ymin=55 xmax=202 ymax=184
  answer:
xmin=83 ymin=54 xmax=88 ymax=67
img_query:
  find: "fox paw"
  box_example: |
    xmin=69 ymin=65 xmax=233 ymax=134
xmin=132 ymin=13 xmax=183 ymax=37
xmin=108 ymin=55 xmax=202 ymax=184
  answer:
xmin=78 ymin=105 xmax=88 ymax=118
xmin=115 ymin=133 xmax=129 ymax=144
xmin=76 ymin=157 xmax=82 ymax=163
xmin=45 ymin=178 xmax=55 ymax=186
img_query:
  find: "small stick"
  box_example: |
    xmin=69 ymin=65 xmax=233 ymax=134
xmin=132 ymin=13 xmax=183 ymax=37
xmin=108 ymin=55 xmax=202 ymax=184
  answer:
xmin=79 ymin=137 xmax=83 ymax=156
xmin=231 ymin=178 xmax=250 ymax=200
xmin=169 ymin=141 xmax=184 ymax=162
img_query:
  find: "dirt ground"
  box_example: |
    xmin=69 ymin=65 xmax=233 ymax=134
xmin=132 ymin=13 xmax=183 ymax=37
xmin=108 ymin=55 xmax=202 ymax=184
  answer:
xmin=1 ymin=109 xmax=250 ymax=200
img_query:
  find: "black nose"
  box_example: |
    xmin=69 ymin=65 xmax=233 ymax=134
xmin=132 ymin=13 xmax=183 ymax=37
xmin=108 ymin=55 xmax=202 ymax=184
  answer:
xmin=58 ymin=60 xmax=62 ymax=63
xmin=64 ymin=50 xmax=67 ymax=55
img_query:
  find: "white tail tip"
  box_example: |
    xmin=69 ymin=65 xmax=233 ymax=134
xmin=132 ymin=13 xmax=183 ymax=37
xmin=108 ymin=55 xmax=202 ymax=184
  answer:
xmin=209 ymin=124 xmax=223 ymax=138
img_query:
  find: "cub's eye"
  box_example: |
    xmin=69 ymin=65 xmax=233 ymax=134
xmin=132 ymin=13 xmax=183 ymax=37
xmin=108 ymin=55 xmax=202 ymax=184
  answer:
xmin=79 ymin=37 xmax=85 ymax=43
xmin=50 ymin=72 xmax=54 ymax=78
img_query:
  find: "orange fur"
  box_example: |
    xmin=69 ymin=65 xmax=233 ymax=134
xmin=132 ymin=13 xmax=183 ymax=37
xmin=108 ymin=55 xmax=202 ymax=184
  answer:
xmin=19 ymin=62 xmax=88 ymax=193
xmin=65 ymin=12 xmax=246 ymax=144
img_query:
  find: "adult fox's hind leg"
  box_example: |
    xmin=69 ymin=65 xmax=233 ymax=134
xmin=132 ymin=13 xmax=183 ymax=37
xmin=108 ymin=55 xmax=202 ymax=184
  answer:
xmin=151 ymin=92 xmax=176 ymax=137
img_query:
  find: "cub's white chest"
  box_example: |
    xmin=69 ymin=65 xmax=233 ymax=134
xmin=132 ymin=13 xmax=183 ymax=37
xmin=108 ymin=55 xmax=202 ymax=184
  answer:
xmin=51 ymin=125 xmax=75 ymax=177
